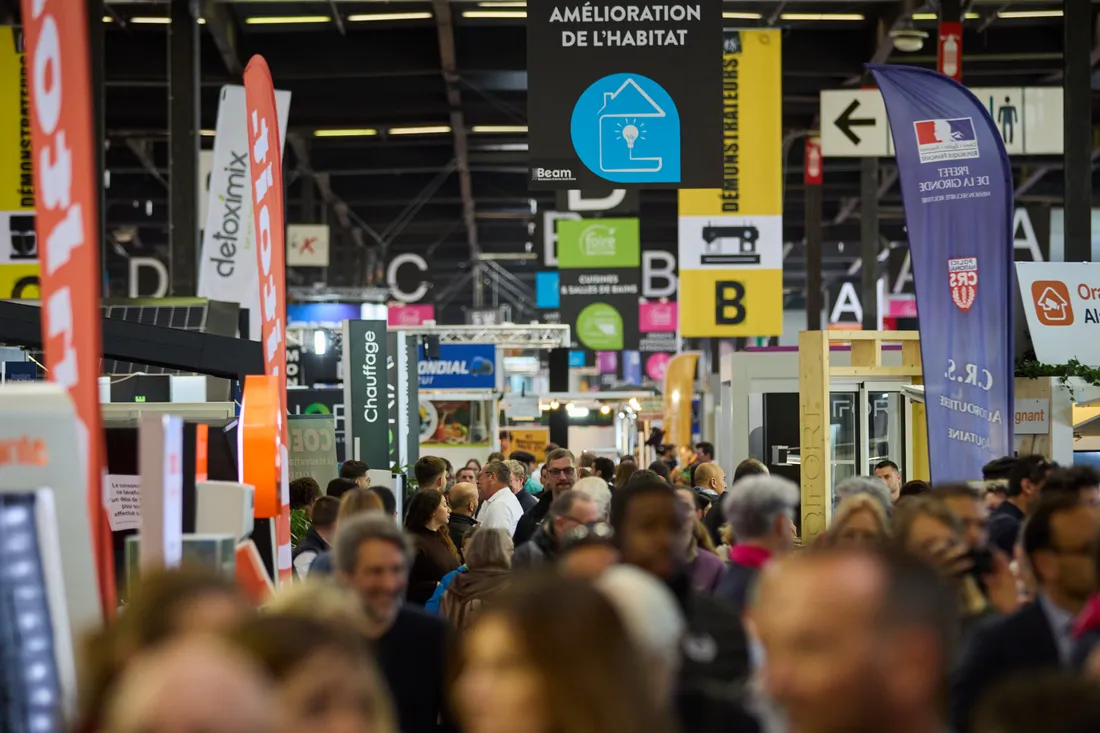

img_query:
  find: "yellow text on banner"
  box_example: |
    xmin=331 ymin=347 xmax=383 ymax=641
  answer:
xmin=0 ymin=27 xmax=33 ymax=215
xmin=679 ymin=268 xmax=783 ymax=338
xmin=678 ymin=29 xmax=782 ymax=217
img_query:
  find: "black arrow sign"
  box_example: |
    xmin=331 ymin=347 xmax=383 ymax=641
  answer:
xmin=835 ymin=99 xmax=876 ymax=146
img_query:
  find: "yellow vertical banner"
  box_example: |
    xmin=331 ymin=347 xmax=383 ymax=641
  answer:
xmin=678 ymin=29 xmax=782 ymax=337
xmin=662 ymin=352 xmax=699 ymax=454
xmin=0 ymin=27 xmax=39 ymax=298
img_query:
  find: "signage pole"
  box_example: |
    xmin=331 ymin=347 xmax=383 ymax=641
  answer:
xmin=1063 ymin=0 xmax=1092 ymax=263
xmin=804 ymin=136 xmax=823 ymax=330
xmin=937 ymin=0 xmax=963 ymax=83
xmin=859 ymin=156 xmax=879 ymax=330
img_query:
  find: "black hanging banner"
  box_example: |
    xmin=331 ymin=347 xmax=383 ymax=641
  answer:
xmin=527 ymin=0 xmax=723 ymax=190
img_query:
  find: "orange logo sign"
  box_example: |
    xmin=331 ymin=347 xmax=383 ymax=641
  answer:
xmin=1031 ymin=280 xmax=1074 ymax=326
xmin=0 ymin=436 xmax=48 ymax=467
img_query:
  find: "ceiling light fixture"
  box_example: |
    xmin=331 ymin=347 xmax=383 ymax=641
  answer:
xmin=313 ymin=128 xmax=379 ymax=138
xmin=462 ymin=10 xmax=527 ymax=18
xmin=102 ymin=15 xmax=112 ymax=22
xmin=130 ymin=17 xmax=171 ymax=24
xmin=996 ymin=9 xmax=1062 ymax=19
xmin=389 ymin=125 xmax=452 ymax=135
xmin=478 ymin=1 xmax=527 ymax=6
xmin=471 ymin=125 xmax=528 ymax=133
xmin=722 ymin=11 xmax=762 ymax=20
xmin=244 ymin=16 xmax=332 ymax=25
xmin=347 ymin=12 xmax=433 ymax=22
xmin=200 ymin=129 xmax=216 ymax=137
xmin=911 ymin=12 xmax=979 ymax=21
xmin=780 ymin=13 xmax=865 ymax=21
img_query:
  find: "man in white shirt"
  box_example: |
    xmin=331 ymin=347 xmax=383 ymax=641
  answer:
xmin=476 ymin=460 xmax=525 ymax=536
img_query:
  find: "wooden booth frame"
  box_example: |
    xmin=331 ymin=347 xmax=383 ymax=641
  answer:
xmin=798 ymin=330 xmax=926 ymax=543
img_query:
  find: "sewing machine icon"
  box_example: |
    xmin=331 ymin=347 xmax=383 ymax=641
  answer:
xmin=700 ymin=224 xmax=761 ymax=266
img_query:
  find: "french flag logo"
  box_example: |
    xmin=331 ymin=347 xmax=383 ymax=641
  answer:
xmin=912 ymin=117 xmax=979 ymax=163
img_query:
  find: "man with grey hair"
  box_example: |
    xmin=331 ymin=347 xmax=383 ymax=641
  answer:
xmin=476 ymin=459 xmax=524 ymax=535
xmin=333 ymin=514 xmax=453 ymax=733
xmin=513 ymin=490 xmax=599 ymax=569
xmin=715 ymin=474 xmax=800 ymax=615
xmin=835 ymin=475 xmax=893 ymax=517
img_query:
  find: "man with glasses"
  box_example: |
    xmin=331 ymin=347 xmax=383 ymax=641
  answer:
xmin=952 ymin=494 xmax=1100 ymax=733
xmin=513 ymin=490 xmax=599 ymax=569
xmin=513 ymin=448 xmax=577 ymax=545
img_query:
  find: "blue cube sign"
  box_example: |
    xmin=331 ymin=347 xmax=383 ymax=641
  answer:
xmin=417 ymin=344 xmax=497 ymax=390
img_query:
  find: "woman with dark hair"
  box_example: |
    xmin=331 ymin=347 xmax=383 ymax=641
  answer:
xmin=404 ymin=489 xmax=461 ymax=605
xmin=453 ymin=573 xmax=678 ymax=733
xmin=231 ymin=614 xmax=397 ymax=733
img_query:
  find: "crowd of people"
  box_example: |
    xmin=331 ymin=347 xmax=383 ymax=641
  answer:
xmin=76 ymin=446 xmax=1100 ymax=733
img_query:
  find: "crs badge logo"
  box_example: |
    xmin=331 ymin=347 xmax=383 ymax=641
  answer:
xmin=948 ymin=257 xmax=978 ymax=312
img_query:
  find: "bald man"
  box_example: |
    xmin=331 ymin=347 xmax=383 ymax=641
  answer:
xmin=695 ymin=462 xmax=727 ymax=545
xmin=448 ymin=481 xmax=479 ymax=548
xmin=752 ymin=551 xmax=955 ymax=733
xmin=102 ymin=637 xmax=276 ymax=733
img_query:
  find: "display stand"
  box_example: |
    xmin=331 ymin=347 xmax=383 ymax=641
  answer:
xmin=798 ymin=330 xmax=924 ymax=543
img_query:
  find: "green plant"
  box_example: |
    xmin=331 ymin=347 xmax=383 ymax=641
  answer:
xmin=391 ymin=462 xmax=418 ymax=497
xmin=1015 ymin=357 xmax=1100 ymax=389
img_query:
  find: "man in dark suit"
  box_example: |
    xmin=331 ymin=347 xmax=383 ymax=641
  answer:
xmin=951 ymin=494 xmax=1100 ymax=733
xmin=987 ymin=455 xmax=1054 ymax=554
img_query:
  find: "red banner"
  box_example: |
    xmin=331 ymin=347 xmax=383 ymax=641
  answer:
xmin=937 ymin=21 xmax=963 ymax=82
xmin=243 ymin=56 xmax=291 ymax=584
xmin=804 ymin=136 xmax=823 ymax=186
xmin=22 ymin=0 xmax=115 ymax=616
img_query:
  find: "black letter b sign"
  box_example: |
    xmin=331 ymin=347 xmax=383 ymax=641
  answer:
xmin=716 ymin=281 xmax=745 ymax=325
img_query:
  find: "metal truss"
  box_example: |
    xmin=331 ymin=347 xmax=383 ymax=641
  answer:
xmin=397 ymin=324 xmax=570 ymax=349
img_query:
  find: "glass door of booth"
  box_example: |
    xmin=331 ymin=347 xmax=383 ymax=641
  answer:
xmin=860 ymin=382 xmax=912 ymax=481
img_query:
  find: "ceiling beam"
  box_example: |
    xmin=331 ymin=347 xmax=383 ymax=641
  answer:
xmin=431 ymin=0 xmax=482 ymax=305
xmin=202 ymin=0 xmax=243 ymax=77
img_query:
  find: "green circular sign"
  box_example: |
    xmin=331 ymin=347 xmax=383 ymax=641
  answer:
xmin=576 ymin=303 xmax=624 ymax=351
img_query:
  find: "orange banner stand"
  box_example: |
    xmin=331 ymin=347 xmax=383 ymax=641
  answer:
xmin=241 ymin=375 xmax=280 ymax=519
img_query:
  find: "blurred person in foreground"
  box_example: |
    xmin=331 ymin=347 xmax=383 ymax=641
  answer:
xmin=513 ymin=448 xmax=578 ymax=545
xmin=951 ymin=494 xmax=1100 ymax=733
xmin=611 ymin=473 xmax=751 ymax=689
xmin=513 ymin=490 xmax=599 ymax=570
xmin=334 ymin=514 xmax=454 ymax=733
xmin=753 ymin=549 xmax=957 ymax=733
xmin=1075 ymin=525 xmax=1100 ymax=670
xmin=78 ymin=569 xmax=250 ymax=733
xmin=834 ymin=475 xmax=893 ymax=519
xmin=232 ymin=615 xmax=397 ymax=733
xmin=1044 ymin=465 xmax=1100 ymax=510
xmin=453 ymin=573 xmax=678 ymax=733
xmin=559 ymin=521 xmax=619 ymax=580
xmin=441 ymin=527 xmax=514 ymax=630
xmin=615 ymin=460 xmax=640 ymax=489
xmin=677 ymin=487 xmax=726 ymax=595
xmin=825 ymin=493 xmax=890 ymax=550
xmin=308 ymin=486 xmax=386 ymax=577
xmin=972 ymin=673 xmax=1100 ymax=733
xmin=715 ymin=475 xmax=800 ymax=615
xmin=100 ymin=637 xmax=276 ymax=733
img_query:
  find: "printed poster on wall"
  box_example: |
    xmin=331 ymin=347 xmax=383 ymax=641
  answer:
xmin=417 ymin=344 xmax=497 ymax=390
xmin=527 ymin=0 xmax=722 ymax=189
xmin=557 ymin=218 xmax=641 ymax=354
xmin=870 ymin=64 xmax=1014 ymax=483
xmin=677 ymin=29 xmax=783 ymax=338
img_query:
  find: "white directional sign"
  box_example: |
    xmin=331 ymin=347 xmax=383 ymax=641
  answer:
xmin=821 ymin=90 xmax=889 ymax=157
xmin=821 ymin=87 xmax=1064 ymax=158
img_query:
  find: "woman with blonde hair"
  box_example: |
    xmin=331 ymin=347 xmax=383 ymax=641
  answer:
xmin=826 ymin=493 xmax=891 ymax=549
xmin=231 ymin=614 xmax=397 ymax=733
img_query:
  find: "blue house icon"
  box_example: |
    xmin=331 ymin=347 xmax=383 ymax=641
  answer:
xmin=571 ymin=73 xmax=681 ymax=184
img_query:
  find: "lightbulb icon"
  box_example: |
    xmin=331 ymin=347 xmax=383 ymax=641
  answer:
xmin=621 ymin=124 xmax=639 ymax=149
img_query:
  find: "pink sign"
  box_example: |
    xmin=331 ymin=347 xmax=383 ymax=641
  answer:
xmin=645 ymin=352 xmax=672 ymax=382
xmin=387 ymin=304 xmax=435 ymax=326
xmin=885 ymin=296 xmax=918 ymax=318
xmin=640 ymin=301 xmax=677 ymax=332
xmin=597 ymin=351 xmax=618 ymax=374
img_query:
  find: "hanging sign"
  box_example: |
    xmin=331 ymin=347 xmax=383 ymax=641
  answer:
xmin=871 ymin=64 xmax=1014 ymax=483
xmin=527 ymin=0 xmax=722 ymax=189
